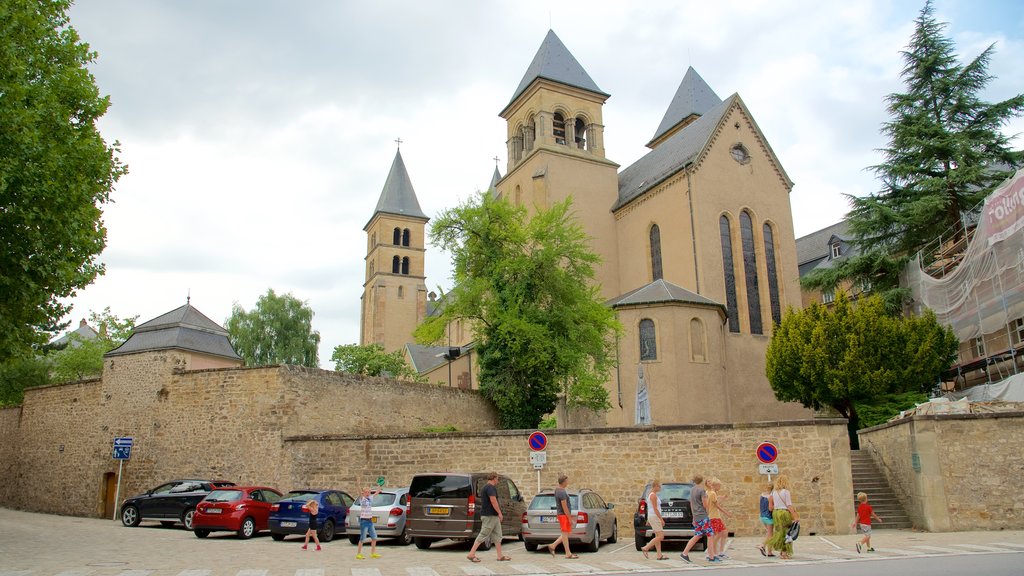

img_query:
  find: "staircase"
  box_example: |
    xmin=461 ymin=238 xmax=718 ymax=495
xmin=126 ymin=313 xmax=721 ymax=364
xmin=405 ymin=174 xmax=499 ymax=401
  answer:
xmin=850 ymin=450 xmax=913 ymax=529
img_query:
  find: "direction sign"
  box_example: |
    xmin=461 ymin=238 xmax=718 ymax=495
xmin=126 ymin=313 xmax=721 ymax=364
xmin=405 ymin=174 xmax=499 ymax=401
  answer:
xmin=758 ymin=463 xmax=779 ymax=475
xmin=528 ymin=431 xmax=548 ymax=452
xmin=376 ymin=476 xmax=386 ymax=487
xmin=112 ymin=437 xmax=133 ymax=460
xmin=756 ymin=442 xmax=779 ymax=464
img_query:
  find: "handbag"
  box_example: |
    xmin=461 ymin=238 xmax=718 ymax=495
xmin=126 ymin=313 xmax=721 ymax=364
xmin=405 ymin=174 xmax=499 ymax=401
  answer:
xmin=785 ymin=520 xmax=801 ymax=543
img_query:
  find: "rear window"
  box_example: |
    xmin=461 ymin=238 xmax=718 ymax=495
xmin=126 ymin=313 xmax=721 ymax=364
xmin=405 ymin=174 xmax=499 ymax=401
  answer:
xmin=410 ymin=475 xmax=472 ymax=499
xmin=204 ymin=490 xmax=243 ymax=502
xmin=285 ymin=491 xmax=320 ymax=501
xmin=659 ymin=484 xmax=693 ymax=501
xmin=529 ymin=494 xmax=579 ymax=511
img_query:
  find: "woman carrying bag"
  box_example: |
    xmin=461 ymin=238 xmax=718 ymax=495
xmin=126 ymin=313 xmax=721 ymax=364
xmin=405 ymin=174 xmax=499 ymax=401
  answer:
xmin=764 ymin=475 xmax=799 ymax=559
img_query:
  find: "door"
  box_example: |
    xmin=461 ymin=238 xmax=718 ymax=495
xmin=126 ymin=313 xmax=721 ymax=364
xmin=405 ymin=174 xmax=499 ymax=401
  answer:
xmin=499 ymin=478 xmax=523 ymax=536
xmin=143 ymin=481 xmax=180 ymax=517
xmin=102 ymin=472 xmax=117 ymax=519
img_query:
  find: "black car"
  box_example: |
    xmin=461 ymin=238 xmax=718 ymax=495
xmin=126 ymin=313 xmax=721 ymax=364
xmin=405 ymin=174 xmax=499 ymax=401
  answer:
xmin=120 ymin=479 xmax=236 ymax=529
xmin=634 ymin=482 xmax=703 ymax=551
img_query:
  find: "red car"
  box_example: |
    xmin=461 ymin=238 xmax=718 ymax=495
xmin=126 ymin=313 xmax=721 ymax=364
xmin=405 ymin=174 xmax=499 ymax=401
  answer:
xmin=192 ymin=486 xmax=283 ymax=539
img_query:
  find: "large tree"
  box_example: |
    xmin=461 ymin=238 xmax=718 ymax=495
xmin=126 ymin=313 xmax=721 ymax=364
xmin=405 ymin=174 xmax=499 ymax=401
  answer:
xmin=766 ymin=293 xmax=958 ymax=446
xmin=0 ymin=0 xmax=127 ymax=361
xmin=331 ymin=343 xmax=421 ymax=381
xmin=415 ymin=193 xmax=620 ymax=429
xmin=48 ymin=307 xmax=137 ymax=382
xmin=225 ymin=289 xmax=320 ymax=368
xmin=803 ymin=0 xmax=1024 ymax=308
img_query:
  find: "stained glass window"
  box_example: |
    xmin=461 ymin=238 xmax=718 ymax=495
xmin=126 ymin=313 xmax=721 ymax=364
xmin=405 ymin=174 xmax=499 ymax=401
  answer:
xmin=650 ymin=224 xmax=663 ymax=281
xmin=639 ymin=319 xmax=657 ymax=360
xmin=763 ymin=223 xmax=782 ymax=326
xmin=720 ymin=215 xmax=740 ymax=332
xmin=740 ymin=211 xmax=763 ymax=334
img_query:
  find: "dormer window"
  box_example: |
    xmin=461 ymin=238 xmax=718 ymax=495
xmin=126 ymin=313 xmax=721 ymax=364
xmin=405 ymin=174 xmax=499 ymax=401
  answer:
xmin=830 ymin=242 xmax=841 ymax=258
xmin=553 ymin=112 xmax=566 ymax=145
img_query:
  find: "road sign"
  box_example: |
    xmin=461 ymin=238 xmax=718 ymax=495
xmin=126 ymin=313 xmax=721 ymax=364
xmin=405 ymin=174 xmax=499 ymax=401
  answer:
xmin=112 ymin=437 xmax=133 ymax=460
xmin=756 ymin=442 xmax=778 ymax=464
xmin=528 ymin=431 xmax=548 ymax=452
xmin=529 ymin=451 xmax=547 ymax=466
xmin=376 ymin=476 xmax=386 ymax=487
xmin=759 ymin=463 xmax=779 ymax=475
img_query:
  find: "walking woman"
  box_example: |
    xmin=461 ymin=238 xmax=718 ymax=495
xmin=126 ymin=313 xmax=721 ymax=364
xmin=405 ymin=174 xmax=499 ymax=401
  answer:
xmin=764 ymin=475 xmax=798 ymax=559
xmin=640 ymin=480 xmax=668 ymax=560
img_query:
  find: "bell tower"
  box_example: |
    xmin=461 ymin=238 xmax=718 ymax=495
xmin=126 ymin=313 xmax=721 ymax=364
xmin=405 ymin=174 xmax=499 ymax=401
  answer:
xmin=360 ymin=146 xmax=429 ymax=353
xmin=496 ymin=30 xmax=621 ymax=298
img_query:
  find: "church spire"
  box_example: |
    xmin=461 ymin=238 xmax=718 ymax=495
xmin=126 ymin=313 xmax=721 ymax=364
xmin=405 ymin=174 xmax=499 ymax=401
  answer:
xmin=502 ymin=30 xmax=608 ymax=116
xmin=366 ymin=148 xmax=427 ymax=230
xmin=647 ymin=66 xmax=722 ymax=149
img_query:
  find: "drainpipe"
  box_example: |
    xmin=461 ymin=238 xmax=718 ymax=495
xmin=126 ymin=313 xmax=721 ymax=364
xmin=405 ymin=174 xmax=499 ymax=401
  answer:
xmin=685 ymin=163 xmax=700 ymax=293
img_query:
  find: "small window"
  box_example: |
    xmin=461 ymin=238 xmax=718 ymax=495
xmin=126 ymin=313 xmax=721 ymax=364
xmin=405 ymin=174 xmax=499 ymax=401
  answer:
xmin=393 ymin=228 xmax=401 ymax=245
xmin=973 ymin=337 xmax=986 ymax=358
xmin=398 ymin=286 xmax=404 ymax=298
xmin=639 ymin=319 xmax=657 ymax=361
xmin=830 ymin=243 xmax=841 ymax=258
xmin=730 ymin=143 xmax=751 ymax=165
xmin=1014 ymin=318 xmax=1024 ymax=345
xmin=402 ymin=228 xmax=411 ymax=247
xmin=690 ymin=318 xmax=706 ymax=363
xmin=553 ymin=112 xmax=566 ymax=145
xmin=822 ymin=289 xmax=835 ymax=304
xmin=401 ymin=257 xmax=410 ymax=275
xmin=392 ymin=256 xmax=400 ymax=274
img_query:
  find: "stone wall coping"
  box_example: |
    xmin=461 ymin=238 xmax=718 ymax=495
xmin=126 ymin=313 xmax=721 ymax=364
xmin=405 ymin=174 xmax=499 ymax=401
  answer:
xmin=858 ymin=410 xmax=1024 ymax=434
xmin=20 ymin=377 xmax=102 ymax=394
xmin=285 ymin=418 xmax=848 ymax=442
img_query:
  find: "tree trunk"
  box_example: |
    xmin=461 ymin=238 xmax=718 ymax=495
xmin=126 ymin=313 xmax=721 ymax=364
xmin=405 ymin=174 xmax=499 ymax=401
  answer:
xmin=847 ymin=404 xmax=861 ymax=450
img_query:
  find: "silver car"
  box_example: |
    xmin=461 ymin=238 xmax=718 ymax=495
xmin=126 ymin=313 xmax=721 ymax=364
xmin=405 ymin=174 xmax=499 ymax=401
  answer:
xmin=522 ymin=488 xmax=618 ymax=552
xmin=345 ymin=488 xmax=411 ymax=545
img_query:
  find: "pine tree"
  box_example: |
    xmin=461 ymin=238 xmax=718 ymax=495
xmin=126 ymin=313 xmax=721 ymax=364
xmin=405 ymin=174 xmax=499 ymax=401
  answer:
xmin=803 ymin=1 xmax=1024 ymax=309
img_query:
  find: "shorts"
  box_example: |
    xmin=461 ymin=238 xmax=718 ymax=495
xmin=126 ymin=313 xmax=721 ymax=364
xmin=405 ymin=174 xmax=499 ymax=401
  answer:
xmin=710 ymin=518 xmax=726 ymax=533
xmin=693 ymin=517 xmax=715 ymax=537
xmin=558 ymin=515 xmax=572 ymax=532
xmin=647 ymin=514 xmax=664 ymax=532
xmin=760 ymin=516 xmax=774 ymax=525
xmin=858 ymin=523 xmax=872 ymax=535
xmin=359 ymin=518 xmax=377 ymax=541
xmin=475 ymin=515 xmax=503 ymax=544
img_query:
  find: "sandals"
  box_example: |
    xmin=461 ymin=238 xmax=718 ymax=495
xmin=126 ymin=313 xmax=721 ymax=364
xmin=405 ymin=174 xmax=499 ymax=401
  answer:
xmin=656 ymin=556 xmax=669 ymax=560
xmin=467 ymin=556 xmax=481 ymax=563
xmin=758 ymin=545 xmax=767 ymax=557
xmin=498 ymin=556 xmax=512 ymax=561
xmin=566 ymin=554 xmax=580 ymax=559
xmin=641 ymin=549 xmax=649 ymax=559
xmin=549 ymin=545 xmax=557 ymax=558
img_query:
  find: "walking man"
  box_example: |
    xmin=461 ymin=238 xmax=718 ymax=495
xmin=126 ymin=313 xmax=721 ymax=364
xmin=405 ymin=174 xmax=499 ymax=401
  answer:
xmin=467 ymin=472 xmax=511 ymax=562
xmin=680 ymin=474 xmax=716 ymax=563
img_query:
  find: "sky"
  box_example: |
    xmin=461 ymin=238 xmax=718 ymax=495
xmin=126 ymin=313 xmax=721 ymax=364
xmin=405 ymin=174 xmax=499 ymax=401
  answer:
xmin=59 ymin=0 xmax=1024 ymax=366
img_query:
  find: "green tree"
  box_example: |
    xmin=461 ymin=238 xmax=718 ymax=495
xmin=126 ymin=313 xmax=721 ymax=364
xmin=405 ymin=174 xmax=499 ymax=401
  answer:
xmin=415 ymin=192 xmax=620 ymax=429
xmin=331 ymin=343 xmax=421 ymax=381
xmin=48 ymin=308 xmax=137 ymax=382
xmin=766 ymin=293 xmax=958 ymax=446
xmin=0 ymin=0 xmax=127 ymax=361
xmin=225 ymin=289 xmax=320 ymax=368
xmin=0 ymin=355 xmax=50 ymax=407
xmin=803 ymin=0 xmax=1024 ymax=308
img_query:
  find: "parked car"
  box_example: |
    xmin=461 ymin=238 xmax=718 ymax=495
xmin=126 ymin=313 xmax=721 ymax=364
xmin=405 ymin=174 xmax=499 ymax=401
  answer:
xmin=522 ymin=488 xmax=618 ymax=552
xmin=633 ymin=481 xmax=701 ymax=551
xmin=344 ymin=487 xmax=411 ymax=545
xmin=407 ymin=472 xmax=526 ymax=550
xmin=268 ymin=489 xmax=353 ymax=543
xmin=192 ymin=486 xmax=283 ymax=539
xmin=120 ymin=479 xmax=236 ymax=529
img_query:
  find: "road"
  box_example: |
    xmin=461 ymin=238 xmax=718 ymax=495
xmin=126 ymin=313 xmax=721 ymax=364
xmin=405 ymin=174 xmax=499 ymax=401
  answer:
xmin=0 ymin=508 xmax=1022 ymax=576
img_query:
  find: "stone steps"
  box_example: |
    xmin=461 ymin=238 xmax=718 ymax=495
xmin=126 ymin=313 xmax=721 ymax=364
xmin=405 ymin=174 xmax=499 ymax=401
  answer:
xmin=849 ymin=449 xmax=913 ymax=529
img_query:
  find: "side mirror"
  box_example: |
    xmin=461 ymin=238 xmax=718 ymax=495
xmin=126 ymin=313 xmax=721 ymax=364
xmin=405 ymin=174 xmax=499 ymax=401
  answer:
xmin=607 ymin=503 xmax=615 ymax=509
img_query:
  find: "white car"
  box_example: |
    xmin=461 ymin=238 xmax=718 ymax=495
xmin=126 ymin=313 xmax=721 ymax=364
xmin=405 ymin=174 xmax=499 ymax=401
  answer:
xmin=345 ymin=488 xmax=411 ymax=545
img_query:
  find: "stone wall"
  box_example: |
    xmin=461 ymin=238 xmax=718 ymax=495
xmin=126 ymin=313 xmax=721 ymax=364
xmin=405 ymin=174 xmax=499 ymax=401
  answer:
xmin=0 ymin=406 xmax=21 ymax=507
xmin=285 ymin=419 xmax=855 ymax=537
xmin=859 ymin=411 xmax=1024 ymax=531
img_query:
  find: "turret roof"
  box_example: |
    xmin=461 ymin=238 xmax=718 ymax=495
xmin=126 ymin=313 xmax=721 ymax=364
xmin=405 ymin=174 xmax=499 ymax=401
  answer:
xmin=648 ymin=67 xmax=722 ymax=147
xmin=105 ymin=303 xmax=241 ymax=360
xmin=504 ymin=30 xmax=607 ymax=113
xmin=366 ymin=149 xmax=427 ymax=229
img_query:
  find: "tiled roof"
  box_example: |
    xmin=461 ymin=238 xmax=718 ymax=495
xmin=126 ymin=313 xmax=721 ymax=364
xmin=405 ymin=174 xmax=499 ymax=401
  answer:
xmin=503 ymin=30 xmax=607 ymax=114
xmin=105 ymin=304 xmax=241 ymax=361
xmin=795 ymin=221 xmax=849 ymax=266
xmin=52 ymin=322 xmax=99 ymax=348
xmin=615 ymin=95 xmax=736 ymax=211
xmin=609 ymin=279 xmax=725 ymax=311
xmin=648 ymin=67 xmax=722 ymax=147
xmin=366 ymin=150 xmax=427 ymax=229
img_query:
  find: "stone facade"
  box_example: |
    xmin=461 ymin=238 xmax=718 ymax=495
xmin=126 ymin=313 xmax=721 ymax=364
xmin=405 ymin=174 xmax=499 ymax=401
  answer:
xmin=858 ymin=411 xmax=1024 ymax=531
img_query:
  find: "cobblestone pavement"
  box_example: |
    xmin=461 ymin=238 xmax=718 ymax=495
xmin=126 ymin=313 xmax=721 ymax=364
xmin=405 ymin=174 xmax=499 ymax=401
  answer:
xmin=1 ymin=508 xmax=1023 ymax=575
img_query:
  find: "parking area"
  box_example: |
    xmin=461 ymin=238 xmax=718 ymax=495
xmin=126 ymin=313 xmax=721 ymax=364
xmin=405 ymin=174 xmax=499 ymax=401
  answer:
xmin=1 ymin=508 xmax=1024 ymax=576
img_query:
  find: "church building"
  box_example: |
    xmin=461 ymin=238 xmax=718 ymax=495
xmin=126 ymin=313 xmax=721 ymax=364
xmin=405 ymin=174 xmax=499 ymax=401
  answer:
xmin=361 ymin=30 xmax=810 ymax=426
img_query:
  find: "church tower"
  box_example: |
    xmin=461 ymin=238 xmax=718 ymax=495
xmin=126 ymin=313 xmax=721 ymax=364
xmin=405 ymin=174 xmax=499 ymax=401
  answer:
xmin=496 ymin=30 xmax=621 ymax=298
xmin=361 ymin=148 xmax=429 ymax=353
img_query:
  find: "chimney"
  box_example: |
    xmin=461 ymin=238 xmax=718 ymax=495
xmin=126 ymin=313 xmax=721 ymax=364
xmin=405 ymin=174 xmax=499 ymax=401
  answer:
xmin=80 ymin=318 xmax=88 ymax=328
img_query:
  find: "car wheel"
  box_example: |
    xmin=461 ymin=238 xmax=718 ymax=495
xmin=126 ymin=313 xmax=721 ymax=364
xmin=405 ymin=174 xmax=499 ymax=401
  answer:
xmin=271 ymin=533 xmax=286 ymax=541
xmin=588 ymin=527 xmax=600 ymax=553
xmin=414 ymin=537 xmax=433 ymax=550
xmin=349 ymin=535 xmax=360 ymax=545
xmin=121 ymin=505 xmax=140 ymax=527
xmin=194 ymin=529 xmax=210 ymax=538
xmin=160 ymin=521 xmax=175 ymax=528
xmin=607 ymin=520 xmax=618 ymax=544
xmin=398 ymin=526 xmax=413 ymax=546
xmin=181 ymin=508 xmax=196 ymax=530
xmin=634 ymin=529 xmax=646 ymax=551
xmin=319 ymin=519 xmax=335 ymax=543
xmin=237 ymin=517 xmax=256 ymax=539
xmin=524 ymin=542 xmax=538 ymax=552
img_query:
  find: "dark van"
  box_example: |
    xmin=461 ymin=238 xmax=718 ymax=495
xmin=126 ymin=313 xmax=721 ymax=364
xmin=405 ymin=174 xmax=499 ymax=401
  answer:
xmin=407 ymin=472 xmax=526 ymax=549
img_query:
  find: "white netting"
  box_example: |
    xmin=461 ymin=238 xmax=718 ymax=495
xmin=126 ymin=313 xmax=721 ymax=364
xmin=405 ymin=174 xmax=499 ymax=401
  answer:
xmin=906 ymin=168 xmax=1024 ymax=342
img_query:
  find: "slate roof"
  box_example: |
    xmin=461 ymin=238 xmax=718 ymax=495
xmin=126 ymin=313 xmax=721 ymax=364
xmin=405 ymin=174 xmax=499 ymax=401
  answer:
xmin=405 ymin=343 xmax=473 ymax=374
xmin=608 ymin=279 xmax=725 ymax=311
xmin=648 ymin=67 xmax=722 ymax=147
xmin=365 ymin=150 xmax=427 ymax=229
xmin=503 ymin=30 xmax=608 ymax=115
xmin=795 ymin=221 xmax=858 ymax=277
xmin=615 ymin=95 xmax=736 ymax=211
xmin=52 ymin=321 xmax=99 ymax=348
xmin=105 ymin=304 xmax=241 ymax=360
xmin=489 ymin=166 xmax=502 ymax=191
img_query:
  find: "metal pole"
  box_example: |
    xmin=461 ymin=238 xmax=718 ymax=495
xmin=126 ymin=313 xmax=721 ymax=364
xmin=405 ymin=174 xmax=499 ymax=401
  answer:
xmin=537 ymin=469 xmax=541 ymax=494
xmin=112 ymin=459 xmax=123 ymax=521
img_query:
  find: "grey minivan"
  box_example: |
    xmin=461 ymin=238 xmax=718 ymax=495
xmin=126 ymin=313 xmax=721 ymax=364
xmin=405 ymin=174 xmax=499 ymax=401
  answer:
xmin=407 ymin=472 xmax=526 ymax=549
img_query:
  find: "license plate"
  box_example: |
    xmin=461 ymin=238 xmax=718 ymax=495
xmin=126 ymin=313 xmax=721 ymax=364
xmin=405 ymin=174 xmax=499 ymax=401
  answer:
xmin=428 ymin=507 xmax=450 ymax=516
xmin=539 ymin=516 xmax=556 ymax=523
xmin=372 ymin=517 xmax=379 ymax=524
xmin=206 ymin=508 xmax=222 ymax=514
xmin=281 ymin=521 xmax=297 ymax=528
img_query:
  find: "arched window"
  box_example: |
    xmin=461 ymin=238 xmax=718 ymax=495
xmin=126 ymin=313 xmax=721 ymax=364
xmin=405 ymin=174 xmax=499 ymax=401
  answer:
xmin=763 ymin=222 xmax=782 ymax=326
xmin=639 ymin=319 xmax=657 ymax=361
xmin=401 ymin=257 xmax=410 ymax=275
xmin=392 ymin=255 xmax=400 ymax=274
xmin=398 ymin=286 xmax=404 ymax=298
xmin=649 ymin=224 xmax=663 ymax=281
xmin=402 ymin=228 xmax=410 ymax=247
xmin=553 ymin=112 xmax=566 ymax=145
xmin=393 ymin=228 xmax=401 ymax=245
xmin=690 ymin=318 xmax=706 ymax=362
xmin=514 ymin=185 xmax=521 ymax=206
xmin=574 ymin=117 xmax=587 ymax=149
xmin=740 ymin=211 xmax=763 ymax=334
xmin=720 ymin=215 xmax=740 ymax=333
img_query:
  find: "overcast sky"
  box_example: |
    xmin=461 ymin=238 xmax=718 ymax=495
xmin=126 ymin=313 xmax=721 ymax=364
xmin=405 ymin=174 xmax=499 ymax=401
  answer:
xmin=60 ymin=0 xmax=1024 ymax=366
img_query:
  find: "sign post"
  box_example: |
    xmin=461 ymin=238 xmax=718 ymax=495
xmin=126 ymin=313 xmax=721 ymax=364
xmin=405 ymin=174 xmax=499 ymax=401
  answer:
xmin=528 ymin=431 xmax=548 ymax=492
xmin=111 ymin=437 xmax=133 ymax=521
xmin=756 ymin=441 xmax=779 ymax=482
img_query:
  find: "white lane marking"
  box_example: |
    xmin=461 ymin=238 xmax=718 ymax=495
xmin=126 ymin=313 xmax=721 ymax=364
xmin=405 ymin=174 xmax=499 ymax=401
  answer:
xmin=559 ymin=563 xmax=600 ymax=572
xmin=508 ymin=564 xmax=545 ymax=574
xmin=873 ymin=547 xmax=919 ymax=556
xmin=177 ymin=571 xmax=211 ymax=576
xmin=295 ymin=570 xmax=324 ymax=576
xmin=406 ymin=568 xmax=441 ymax=576
xmin=830 ymin=550 xmax=862 ymax=557
xmin=992 ymin=542 xmax=1024 ymax=550
xmin=460 ymin=565 xmax=495 ymax=576
xmin=955 ymin=544 xmax=1012 ymax=552
xmin=236 ymin=571 xmax=268 ymax=576
xmin=913 ymin=545 xmax=967 ymax=554
xmin=608 ymin=543 xmax=635 ymax=554
xmin=56 ymin=571 xmax=95 ymax=576
xmin=119 ymin=572 xmax=154 ymax=576
xmin=795 ymin=553 xmax=838 ymax=560
xmin=606 ymin=561 xmax=651 ymax=570
xmin=352 ymin=569 xmax=382 ymax=576
xmin=818 ymin=536 xmax=843 ymax=550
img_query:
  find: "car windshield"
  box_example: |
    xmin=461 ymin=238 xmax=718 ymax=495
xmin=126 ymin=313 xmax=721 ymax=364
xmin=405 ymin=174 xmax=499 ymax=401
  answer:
xmin=529 ymin=494 xmax=579 ymax=511
xmin=285 ymin=491 xmax=320 ymax=501
xmin=204 ymin=490 xmax=243 ymax=502
xmin=659 ymin=484 xmax=693 ymax=501
xmin=354 ymin=493 xmax=396 ymax=507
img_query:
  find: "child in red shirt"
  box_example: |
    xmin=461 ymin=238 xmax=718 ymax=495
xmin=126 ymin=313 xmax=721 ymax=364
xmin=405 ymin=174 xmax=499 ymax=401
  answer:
xmin=853 ymin=492 xmax=882 ymax=552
